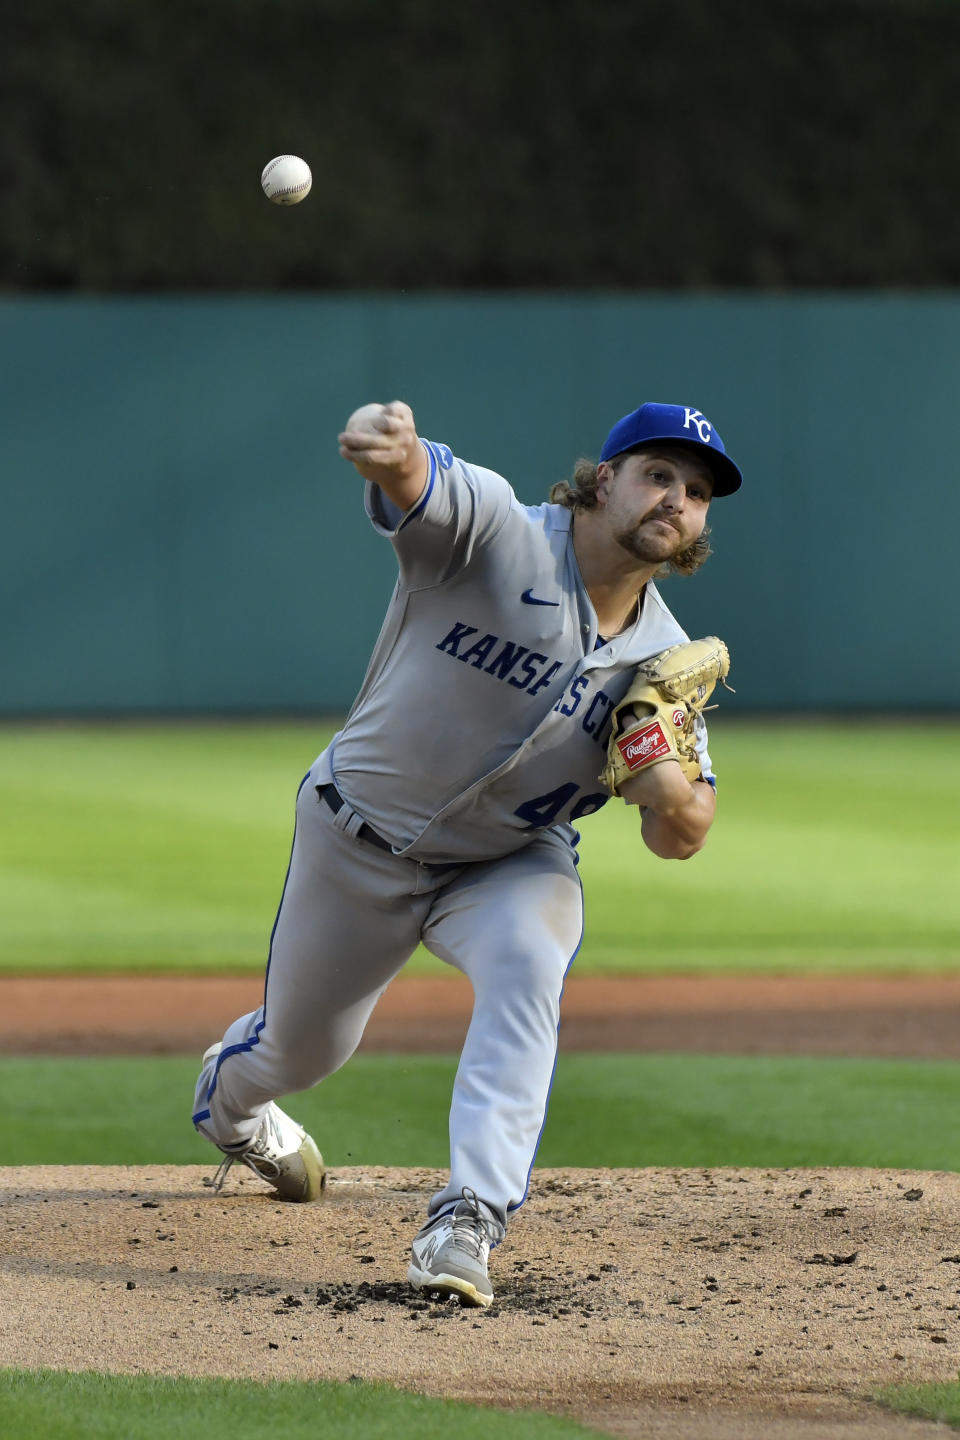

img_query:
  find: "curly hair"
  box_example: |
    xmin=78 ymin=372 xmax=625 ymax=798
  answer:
xmin=549 ymin=456 xmax=712 ymax=578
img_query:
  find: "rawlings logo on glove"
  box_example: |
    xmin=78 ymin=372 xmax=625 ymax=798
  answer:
xmin=618 ymin=721 xmax=672 ymax=767
xmin=599 ymin=636 xmax=731 ymax=795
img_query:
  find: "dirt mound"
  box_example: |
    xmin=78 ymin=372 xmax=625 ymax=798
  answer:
xmin=2 ymin=1163 xmax=956 ymax=1438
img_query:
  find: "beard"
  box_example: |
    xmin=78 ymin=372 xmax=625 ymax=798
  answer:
xmin=614 ymin=516 xmax=688 ymax=564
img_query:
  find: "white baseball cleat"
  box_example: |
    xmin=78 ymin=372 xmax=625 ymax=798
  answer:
xmin=408 ymin=1187 xmax=499 ymax=1307
xmin=200 ymin=1044 xmax=326 ymax=1203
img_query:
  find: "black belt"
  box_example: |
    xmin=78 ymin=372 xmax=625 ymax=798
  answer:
xmin=317 ymin=783 xmax=394 ymax=853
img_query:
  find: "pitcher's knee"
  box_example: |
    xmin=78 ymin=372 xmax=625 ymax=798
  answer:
xmin=473 ymin=942 xmax=569 ymax=1002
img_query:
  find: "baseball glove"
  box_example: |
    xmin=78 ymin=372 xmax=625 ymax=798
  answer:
xmin=599 ymin=636 xmax=731 ymax=794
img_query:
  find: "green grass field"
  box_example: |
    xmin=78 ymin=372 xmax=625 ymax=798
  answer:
xmin=0 ymin=1370 xmax=598 ymax=1440
xmin=875 ymin=1382 xmax=960 ymax=1428
xmin=2 ymin=1369 xmax=954 ymax=1440
xmin=1 ymin=719 xmax=958 ymax=974
xmin=3 ymin=1052 xmax=959 ymax=1170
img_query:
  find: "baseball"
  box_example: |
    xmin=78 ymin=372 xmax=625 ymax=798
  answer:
xmin=345 ymin=403 xmax=388 ymax=433
xmin=260 ymin=155 xmax=312 ymax=205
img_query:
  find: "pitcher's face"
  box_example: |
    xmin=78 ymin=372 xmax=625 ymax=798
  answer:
xmin=596 ymin=446 xmax=712 ymax=564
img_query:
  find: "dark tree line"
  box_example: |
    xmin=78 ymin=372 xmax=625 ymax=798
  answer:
xmin=5 ymin=0 xmax=958 ymax=291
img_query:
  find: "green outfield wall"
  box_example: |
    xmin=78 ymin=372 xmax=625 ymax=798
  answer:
xmin=2 ymin=294 xmax=956 ymax=714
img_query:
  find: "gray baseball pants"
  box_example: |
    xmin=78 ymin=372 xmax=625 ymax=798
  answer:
xmin=193 ymin=765 xmax=585 ymax=1227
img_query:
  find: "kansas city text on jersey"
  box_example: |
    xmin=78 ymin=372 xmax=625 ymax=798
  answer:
xmin=435 ymin=619 xmax=616 ymax=746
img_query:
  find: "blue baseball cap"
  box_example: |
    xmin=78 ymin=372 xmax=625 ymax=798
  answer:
xmin=600 ymin=403 xmax=742 ymax=496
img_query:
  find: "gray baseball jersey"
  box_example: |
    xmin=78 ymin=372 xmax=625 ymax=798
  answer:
xmin=316 ymin=439 xmax=713 ymax=863
xmin=194 ymin=438 xmax=715 ymax=1236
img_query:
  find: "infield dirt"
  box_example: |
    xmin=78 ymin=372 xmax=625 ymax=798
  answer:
xmin=4 ymin=972 xmax=960 ymax=1058
xmin=2 ymin=1163 xmax=957 ymax=1439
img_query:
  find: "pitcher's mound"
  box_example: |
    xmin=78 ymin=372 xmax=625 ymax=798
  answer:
xmin=1 ymin=1164 xmax=956 ymax=1438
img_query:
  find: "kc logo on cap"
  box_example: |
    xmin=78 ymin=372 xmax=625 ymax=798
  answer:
xmin=683 ymin=408 xmax=712 ymax=443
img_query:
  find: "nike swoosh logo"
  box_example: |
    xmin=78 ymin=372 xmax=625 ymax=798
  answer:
xmin=521 ymin=588 xmax=560 ymax=606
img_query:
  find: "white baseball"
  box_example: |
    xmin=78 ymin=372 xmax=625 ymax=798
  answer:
xmin=345 ymin=404 xmax=388 ymax=433
xmin=261 ymin=155 xmax=312 ymax=206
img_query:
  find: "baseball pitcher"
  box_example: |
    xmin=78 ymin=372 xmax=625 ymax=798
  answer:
xmin=192 ymin=399 xmax=742 ymax=1307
